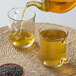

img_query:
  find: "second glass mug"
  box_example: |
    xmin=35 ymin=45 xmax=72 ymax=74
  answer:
xmin=8 ymin=8 xmax=36 ymax=48
xmin=39 ymin=25 xmax=70 ymax=67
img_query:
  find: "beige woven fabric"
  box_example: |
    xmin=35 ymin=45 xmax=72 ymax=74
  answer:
xmin=0 ymin=23 xmax=76 ymax=76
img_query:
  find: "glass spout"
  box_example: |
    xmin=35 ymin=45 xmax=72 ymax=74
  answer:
xmin=26 ymin=1 xmax=45 ymax=11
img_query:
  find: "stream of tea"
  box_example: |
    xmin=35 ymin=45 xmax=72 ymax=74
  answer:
xmin=18 ymin=7 xmax=27 ymax=35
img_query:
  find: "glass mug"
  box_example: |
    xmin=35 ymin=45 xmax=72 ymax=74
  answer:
xmin=8 ymin=8 xmax=36 ymax=48
xmin=39 ymin=25 xmax=70 ymax=67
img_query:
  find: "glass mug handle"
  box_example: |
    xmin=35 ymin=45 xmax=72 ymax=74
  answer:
xmin=61 ymin=42 xmax=70 ymax=64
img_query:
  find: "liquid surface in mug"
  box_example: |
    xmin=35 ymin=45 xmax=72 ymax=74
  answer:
xmin=9 ymin=29 xmax=35 ymax=47
xmin=39 ymin=29 xmax=67 ymax=66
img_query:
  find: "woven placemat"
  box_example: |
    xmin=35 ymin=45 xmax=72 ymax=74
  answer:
xmin=0 ymin=23 xmax=76 ymax=76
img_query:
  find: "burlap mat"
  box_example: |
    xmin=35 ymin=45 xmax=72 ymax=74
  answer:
xmin=0 ymin=23 xmax=76 ymax=76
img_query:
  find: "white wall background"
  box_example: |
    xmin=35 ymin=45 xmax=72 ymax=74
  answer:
xmin=0 ymin=0 xmax=76 ymax=29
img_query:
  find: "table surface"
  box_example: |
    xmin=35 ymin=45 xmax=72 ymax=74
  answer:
xmin=0 ymin=23 xmax=76 ymax=76
xmin=0 ymin=0 xmax=76 ymax=29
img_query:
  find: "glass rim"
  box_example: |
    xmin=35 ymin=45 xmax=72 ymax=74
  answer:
xmin=39 ymin=24 xmax=69 ymax=41
xmin=7 ymin=7 xmax=36 ymax=21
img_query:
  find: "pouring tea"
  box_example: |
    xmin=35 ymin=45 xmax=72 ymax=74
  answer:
xmin=18 ymin=0 xmax=76 ymax=38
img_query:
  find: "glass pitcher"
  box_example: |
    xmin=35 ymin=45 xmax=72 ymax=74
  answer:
xmin=26 ymin=0 xmax=76 ymax=13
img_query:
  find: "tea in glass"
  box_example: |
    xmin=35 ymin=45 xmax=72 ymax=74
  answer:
xmin=8 ymin=8 xmax=36 ymax=48
xmin=9 ymin=29 xmax=35 ymax=47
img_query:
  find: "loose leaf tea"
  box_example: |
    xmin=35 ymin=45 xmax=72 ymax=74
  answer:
xmin=0 ymin=64 xmax=24 ymax=76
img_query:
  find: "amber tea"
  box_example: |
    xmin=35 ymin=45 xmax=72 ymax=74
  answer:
xmin=9 ymin=29 xmax=35 ymax=47
xmin=44 ymin=0 xmax=76 ymax=13
xmin=39 ymin=29 xmax=67 ymax=67
xmin=26 ymin=0 xmax=76 ymax=13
